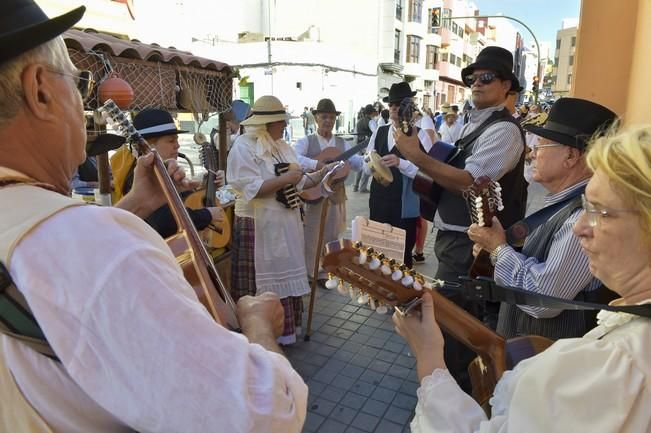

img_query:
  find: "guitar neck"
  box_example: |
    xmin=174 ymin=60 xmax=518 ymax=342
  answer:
xmin=334 ymin=139 xmax=369 ymax=162
xmin=430 ymin=287 xmax=506 ymax=371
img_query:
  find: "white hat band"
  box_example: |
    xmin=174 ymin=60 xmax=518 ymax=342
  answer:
xmin=138 ymin=123 xmax=178 ymax=135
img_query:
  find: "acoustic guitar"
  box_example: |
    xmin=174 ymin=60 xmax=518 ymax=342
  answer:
xmin=322 ymin=239 xmax=552 ymax=409
xmin=464 ymin=176 xmax=504 ymax=278
xmin=299 ymin=140 xmax=368 ymax=202
xmin=100 ymin=100 xmax=240 ymax=330
xmin=183 ymin=132 xmax=231 ymax=248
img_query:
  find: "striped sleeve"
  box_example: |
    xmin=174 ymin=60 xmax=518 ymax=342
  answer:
xmin=464 ymin=121 xmax=523 ymax=181
xmin=493 ymin=209 xmax=601 ymax=318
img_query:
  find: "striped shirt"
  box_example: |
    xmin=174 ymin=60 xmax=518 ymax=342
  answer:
xmin=435 ymin=104 xmax=523 ymax=232
xmin=493 ymin=179 xmax=601 ymax=318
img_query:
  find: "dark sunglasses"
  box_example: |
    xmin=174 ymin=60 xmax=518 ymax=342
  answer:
xmin=464 ymin=72 xmax=499 ymax=86
xmin=47 ymin=67 xmax=95 ymax=101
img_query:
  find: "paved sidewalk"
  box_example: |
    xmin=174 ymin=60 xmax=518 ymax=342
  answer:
xmin=288 ymin=182 xmax=546 ymax=432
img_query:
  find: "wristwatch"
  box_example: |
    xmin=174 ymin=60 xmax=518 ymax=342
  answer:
xmin=489 ymin=243 xmax=509 ymax=266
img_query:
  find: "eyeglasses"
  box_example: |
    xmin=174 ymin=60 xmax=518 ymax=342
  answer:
xmin=581 ymin=194 xmax=639 ymax=227
xmin=531 ymin=142 xmax=563 ymax=152
xmin=47 ymin=67 xmax=94 ymax=101
xmin=464 ymin=72 xmax=499 ymax=86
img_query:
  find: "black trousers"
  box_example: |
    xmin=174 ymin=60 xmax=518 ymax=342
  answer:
xmin=434 ymin=230 xmax=481 ymax=394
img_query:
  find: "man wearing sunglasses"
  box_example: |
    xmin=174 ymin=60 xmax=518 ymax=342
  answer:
xmin=467 ymin=98 xmax=618 ymax=341
xmin=394 ymin=46 xmax=528 ymax=392
xmin=0 ymin=1 xmax=307 ymax=431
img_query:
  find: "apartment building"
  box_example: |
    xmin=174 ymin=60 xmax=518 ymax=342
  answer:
xmin=552 ymin=24 xmax=578 ymax=97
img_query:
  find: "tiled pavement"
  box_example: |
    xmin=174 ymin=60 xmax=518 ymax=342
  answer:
xmin=285 ymin=181 xmax=547 ymax=433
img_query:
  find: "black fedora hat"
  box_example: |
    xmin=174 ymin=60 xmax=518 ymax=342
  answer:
xmin=0 ymin=0 xmax=85 ymax=65
xmin=86 ymin=134 xmax=126 ymax=157
xmin=133 ymin=109 xmax=188 ymax=139
xmin=383 ymin=82 xmax=417 ymax=103
xmin=312 ymin=98 xmax=341 ymax=115
xmin=461 ymin=46 xmax=517 ymax=88
xmin=524 ymin=98 xmax=617 ymax=150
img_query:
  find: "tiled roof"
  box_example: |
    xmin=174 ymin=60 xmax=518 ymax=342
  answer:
xmin=63 ymin=29 xmax=231 ymax=73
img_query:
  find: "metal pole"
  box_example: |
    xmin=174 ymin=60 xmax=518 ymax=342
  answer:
xmin=267 ymin=0 xmax=274 ymax=94
xmin=444 ymin=14 xmax=542 ymax=104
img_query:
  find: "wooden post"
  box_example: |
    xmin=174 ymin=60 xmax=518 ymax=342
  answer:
xmin=218 ymin=112 xmax=228 ymax=172
xmin=96 ymin=152 xmax=112 ymax=206
xmin=304 ymin=199 xmax=330 ymax=341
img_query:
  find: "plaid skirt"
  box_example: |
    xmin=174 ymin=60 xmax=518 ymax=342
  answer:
xmin=279 ymin=296 xmax=304 ymax=345
xmin=230 ymin=216 xmax=257 ymax=301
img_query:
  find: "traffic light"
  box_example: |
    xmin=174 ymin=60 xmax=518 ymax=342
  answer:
xmin=431 ymin=8 xmax=441 ymax=29
xmin=532 ymin=76 xmax=540 ymax=93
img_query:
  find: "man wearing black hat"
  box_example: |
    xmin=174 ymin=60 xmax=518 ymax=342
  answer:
xmin=118 ymin=108 xmax=226 ymax=238
xmin=468 ymin=98 xmax=618 ymax=340
xmin=294 ymin=98 xmax=364 ymax=284
xmin=395 ymin=46 xmax=528 ymax=392
xmin=363 ymin=82 xmax=434 ymax=267
xmin=0 ymin=1 xmax=307 ymax=431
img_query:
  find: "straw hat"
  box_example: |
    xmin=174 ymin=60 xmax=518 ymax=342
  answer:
xmin=240 ymin=95 xmax=288 ymax=126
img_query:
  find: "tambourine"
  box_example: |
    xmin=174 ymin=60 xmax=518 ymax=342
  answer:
xmin=364 ymin=150 xmax=394 ymax=187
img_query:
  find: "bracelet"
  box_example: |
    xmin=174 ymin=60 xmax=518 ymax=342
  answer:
xmin=489 ymin=243 xmax=509 ymax=266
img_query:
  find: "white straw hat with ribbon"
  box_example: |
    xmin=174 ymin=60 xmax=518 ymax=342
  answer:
xmin=240 ymin=95 xmax=289 ymax=126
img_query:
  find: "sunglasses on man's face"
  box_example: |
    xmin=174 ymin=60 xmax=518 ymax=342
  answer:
xmin=464 ymin=72 xmax=499 ymax=86
xmin=47 ymin=67 xmax=95 ymax=102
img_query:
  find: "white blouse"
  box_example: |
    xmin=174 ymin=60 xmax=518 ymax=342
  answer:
xmin=4 ymin=204 xmax=307 ymax=433
xmin=411 ymin=310 xmax=651 ymax=433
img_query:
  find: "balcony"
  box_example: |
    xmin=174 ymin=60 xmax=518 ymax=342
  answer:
xmin=380 ymin=62 xmax=404 ymax=75
xmin=438 ymin=61 xmax=462 ymax=83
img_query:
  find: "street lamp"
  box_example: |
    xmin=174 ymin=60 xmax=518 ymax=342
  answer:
xmin=443 ymin=14 xmax=542 ymax=104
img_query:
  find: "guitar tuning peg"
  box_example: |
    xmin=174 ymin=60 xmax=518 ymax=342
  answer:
xmin=368 ymin=297 xmax=377 ymax=310
xmin=381 ymin=258 xmax=393 ymax=276
xmin=423 ymin=280 xmax=433 ymax=290
xmin=354 ymin=241 xmax=363 ymax=250
xmin=401 ymin=273 xmax=414 ymax=287
xmin=357 ymin=249 xmax=368 ymax=265
xmin=357 ymin=292 xmax=369 ymax=305
xmin=376 ymin=304 xmax=389 ymax=315
xmin=391 ymin=264 xmax=403 ymax=281
xmin=336 ymin=280 xmax=348 ymax=296
xmin=325 ymin=274 xmax=340 ymax=290
xmin=368 ymin=254 xmax=382 ymax=270
xmin=348 ymin=286 xmax=358 ymax=302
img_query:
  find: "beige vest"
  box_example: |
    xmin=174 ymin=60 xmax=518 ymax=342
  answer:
xmin=0 ymin=178 xmax=84 ymax=432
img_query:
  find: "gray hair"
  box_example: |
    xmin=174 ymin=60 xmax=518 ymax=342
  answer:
xmin=0 ymin=37 xmax=70 ymax=127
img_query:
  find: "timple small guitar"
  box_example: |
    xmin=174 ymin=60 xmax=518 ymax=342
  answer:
xmin=322 ymin=239 xmax=552 ymax=409
xmin=464 ymin=176 xmax=504 ymax=278
xmin=184 ymin=132 xmax=231 ymax=248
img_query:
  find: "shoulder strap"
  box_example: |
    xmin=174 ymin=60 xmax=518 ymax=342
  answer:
xmin=505 ymin=186 xmax=586 ymax=247
xmin=0 ymin=262 xmax=58 ymax=361
xmin=456 ymin=277 xmax=651 ymax=318
xmin=456 ymin=108 xmax=521 ymax=152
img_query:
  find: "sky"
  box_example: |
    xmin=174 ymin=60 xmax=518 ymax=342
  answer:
xmin=474 ymin=0 xmax=581 ymax=46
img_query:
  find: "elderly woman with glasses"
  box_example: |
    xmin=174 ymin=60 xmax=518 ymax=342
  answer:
xmin=393 ymin=125 xmax=651 ymax=433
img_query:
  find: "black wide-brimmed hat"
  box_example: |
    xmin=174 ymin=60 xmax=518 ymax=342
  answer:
xmin=0 ymin=0 xmax=85 ymax=65
xmin=312 ymin=98 xmax=341 ymax=115
xmin=383 ymin=82 xmax=417 ymax=103
xmin=461 ymin=46 xmax=517 ymax=88
xmin=524 ymin=98 xmax=617 ymax=150
xmin=133 ymin=109 xmax=188 ymax=139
